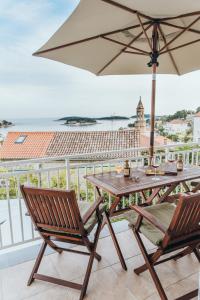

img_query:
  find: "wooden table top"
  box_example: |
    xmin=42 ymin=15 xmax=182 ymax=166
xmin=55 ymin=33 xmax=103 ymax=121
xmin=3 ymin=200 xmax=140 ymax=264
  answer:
xmin=85 ymin=166 xmax=200 ymax=197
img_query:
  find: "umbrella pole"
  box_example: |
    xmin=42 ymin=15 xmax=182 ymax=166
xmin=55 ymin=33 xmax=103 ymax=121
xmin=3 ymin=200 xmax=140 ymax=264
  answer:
xmin=150 ymin=63 xmax=157 ymax=161
xmin=149 ymin=23 xmax=159 ymax=164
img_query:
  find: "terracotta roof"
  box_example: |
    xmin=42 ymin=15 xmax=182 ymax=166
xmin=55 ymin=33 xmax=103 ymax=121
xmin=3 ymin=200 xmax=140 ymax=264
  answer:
xmin=168 ymin=119 xmax=187 ymax=124
xmin=46 ymin=131 xmax=140 ymax=159
xmin=0 ymin=130 xmax=171 ymax=161
xmin=0 ymin=130 xmax=140 ymax=160
xmin=140 ymin=134 xmax=170 ymax=147
xmin=0 ymin=132 xmax=54 ymax=160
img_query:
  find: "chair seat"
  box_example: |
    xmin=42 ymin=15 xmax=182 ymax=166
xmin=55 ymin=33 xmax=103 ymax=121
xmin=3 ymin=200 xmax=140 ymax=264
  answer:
xmin=125 ymin=203 xmax=176 ymax=246
xmin=78 ymin=201 xmax=106 ymax=232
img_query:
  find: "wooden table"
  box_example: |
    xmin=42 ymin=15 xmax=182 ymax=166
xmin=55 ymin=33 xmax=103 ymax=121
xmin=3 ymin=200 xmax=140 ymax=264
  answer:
xmin=86 ymin=166 xmax=200 ymax=298
xmin=85 ymin=165 xmax=200 ymax=217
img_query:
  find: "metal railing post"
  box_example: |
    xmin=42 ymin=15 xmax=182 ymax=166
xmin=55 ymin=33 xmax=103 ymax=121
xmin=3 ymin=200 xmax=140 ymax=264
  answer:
xmin=65 ymin=159 xmax=71 ymax=189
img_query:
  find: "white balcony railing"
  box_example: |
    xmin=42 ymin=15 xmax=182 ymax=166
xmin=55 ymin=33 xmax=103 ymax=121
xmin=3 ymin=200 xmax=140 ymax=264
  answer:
xmin=0 ymin=142 xmax=199 ymax=250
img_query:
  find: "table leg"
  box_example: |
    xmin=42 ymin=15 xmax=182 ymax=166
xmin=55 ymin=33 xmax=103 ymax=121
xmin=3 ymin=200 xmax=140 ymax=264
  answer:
xmin=182 ymin=181 xmax=191 ymax=193
xmin=104 ymin=212 xmax=127 ymax=270
xmin=157 ymin=183 xmax=179 ymax=203
xmin=145 ymin=188 xmax=162 ymax=205
xmin=96 ymin=186 xmax=101 ymax=197
xmin=95 ymin=186 xmax=122 ymax=217
xmin=192 ymin=182 xmax=200 ymax=193
xmin=95 ymin=188 xmax=127 ymax=270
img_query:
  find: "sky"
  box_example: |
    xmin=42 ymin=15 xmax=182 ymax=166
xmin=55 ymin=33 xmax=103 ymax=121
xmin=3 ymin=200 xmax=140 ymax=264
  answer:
xmin=0 ymin=0 xmax=200 ymax=119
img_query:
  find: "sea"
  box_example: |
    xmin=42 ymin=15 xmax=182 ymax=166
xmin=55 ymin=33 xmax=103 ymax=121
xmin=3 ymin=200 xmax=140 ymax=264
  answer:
xmin=0 ymin=118 xmax=135 ymax=138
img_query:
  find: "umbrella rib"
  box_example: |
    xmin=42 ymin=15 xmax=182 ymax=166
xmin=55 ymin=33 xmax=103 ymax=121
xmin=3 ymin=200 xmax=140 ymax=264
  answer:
xmin=102 ymin=36 xmax=149 ymax=54
xmin=158 ymin=24 xmax=180 ymax=75
xmin=97 ymin=23 xmax=153 ymax=75
xmin=136 ymin=13 xmax=152 ymax=51
xmin=123 ymin=50 xmax=148 ymax=56
xmin=161 ymin=11 xmax=200 ymax=22
xmin=160 ymin=38 xmax=200 ymax=55
xmin=33 ymin=22 xmax=151 ymax=56
xmin=160 ymin=16 xmax=200 ymax=52
xmin=160 ymin=21 xmax=200 ymax=36
xmin=100 ymin=0 xmax=153 ymax=21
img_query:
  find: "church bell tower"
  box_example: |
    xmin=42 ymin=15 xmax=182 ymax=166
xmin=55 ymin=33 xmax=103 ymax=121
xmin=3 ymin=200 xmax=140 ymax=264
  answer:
xmin=134 ymin=96 xmax=146 ymax=131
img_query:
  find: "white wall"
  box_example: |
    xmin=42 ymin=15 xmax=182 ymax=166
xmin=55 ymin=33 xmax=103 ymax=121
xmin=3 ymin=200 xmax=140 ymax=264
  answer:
xmin=193 ymin=117 xmax=200 ymax=142
xmin=164 ymin=123 xmax=188 ymax=134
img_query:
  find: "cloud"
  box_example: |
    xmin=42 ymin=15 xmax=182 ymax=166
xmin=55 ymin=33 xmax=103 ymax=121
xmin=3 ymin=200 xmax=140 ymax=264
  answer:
xmin=0 ymin=0 xmax=200 ymax=119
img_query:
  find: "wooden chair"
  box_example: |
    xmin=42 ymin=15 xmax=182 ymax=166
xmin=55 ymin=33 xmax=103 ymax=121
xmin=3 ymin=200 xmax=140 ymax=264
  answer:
xmin=125 ymin=192 xmax=200 ymax=300
xmin=20 ymin=185 xmax=126 ymax=300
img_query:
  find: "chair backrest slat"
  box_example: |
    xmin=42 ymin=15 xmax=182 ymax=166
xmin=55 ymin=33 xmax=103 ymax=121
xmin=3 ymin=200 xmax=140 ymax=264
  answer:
xmin=20 ymin=186 xmax=84 ymax=235
xmin=163 ymin=193 xmax=200 ymax=247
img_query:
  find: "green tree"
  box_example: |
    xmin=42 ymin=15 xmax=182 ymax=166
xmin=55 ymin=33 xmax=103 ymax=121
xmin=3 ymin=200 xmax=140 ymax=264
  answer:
xmin=196 ymin=107 xmax=200 ymax=113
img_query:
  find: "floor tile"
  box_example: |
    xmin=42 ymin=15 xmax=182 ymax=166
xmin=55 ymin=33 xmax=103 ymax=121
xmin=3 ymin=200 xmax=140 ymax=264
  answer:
xmin=0 ymin=255 xmax=59 ymax=300
xmin=0 ymin=229 xmax=199 ymax=300
xmin=111 ymin=255 xmax=157 ymax=300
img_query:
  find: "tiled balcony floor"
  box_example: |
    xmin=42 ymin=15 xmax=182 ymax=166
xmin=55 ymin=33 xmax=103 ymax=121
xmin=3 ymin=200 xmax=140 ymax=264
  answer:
xmin=0 ymin=224 xmax=199 ymax=300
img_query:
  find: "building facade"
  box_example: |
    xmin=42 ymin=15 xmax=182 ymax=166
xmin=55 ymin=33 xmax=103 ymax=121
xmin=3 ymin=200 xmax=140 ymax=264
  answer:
xmin=163 ymin=119 xmax=188 ymax=135
xmin=193 ymin=112 xmax=200 ymax=143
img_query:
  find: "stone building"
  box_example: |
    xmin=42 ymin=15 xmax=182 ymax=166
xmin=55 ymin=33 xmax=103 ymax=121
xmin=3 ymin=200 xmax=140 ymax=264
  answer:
xmin=134 ymin=97 xmax=146 ymax=131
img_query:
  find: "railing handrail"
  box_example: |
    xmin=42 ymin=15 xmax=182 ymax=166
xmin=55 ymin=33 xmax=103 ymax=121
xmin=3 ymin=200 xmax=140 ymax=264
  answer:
xmin=0 ymin=142 xmax=198 ymax=168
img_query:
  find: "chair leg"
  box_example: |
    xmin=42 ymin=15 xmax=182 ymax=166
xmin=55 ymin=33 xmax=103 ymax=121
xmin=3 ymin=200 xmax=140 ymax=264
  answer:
xmin=80 ymin=221 xmax=102 ymax=300
xmin=193 ymin=247 xmax=200 ymax=262
xmin=84 ymin=240 xmax=102 ymax=262
xmin=45 ymin=239 xmax=63 ymax=254
xmin=173 ymin=246 xmax=193 ymax=261
xmin=104 ymin=212 xmax=127 ymax=271
xmin=28 ymin=241 xmax=47 ymax=286
xmin=134 ymin=262 xmax=148 ymax=275
xmin=133 ymin=230 xmax=167 ymax=300
xmin=94 ymin=252 xmax=102 ymax=262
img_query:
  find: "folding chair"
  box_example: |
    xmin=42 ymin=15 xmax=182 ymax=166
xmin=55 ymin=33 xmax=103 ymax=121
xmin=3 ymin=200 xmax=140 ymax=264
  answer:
xmin=125 ymin=192 xmax=200 ymax=300
xmin=20 ymin=185 xmax=126 ymax=300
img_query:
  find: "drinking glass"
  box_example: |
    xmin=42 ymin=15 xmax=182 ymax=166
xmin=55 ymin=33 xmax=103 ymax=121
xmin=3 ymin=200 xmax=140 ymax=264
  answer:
xmin=152 ymin=156 xmax=160 ymax=181
xmin=115 ymin=165 xmax=123 ymax=177
xmin=167 ymin=152 xmax=175 ymax=163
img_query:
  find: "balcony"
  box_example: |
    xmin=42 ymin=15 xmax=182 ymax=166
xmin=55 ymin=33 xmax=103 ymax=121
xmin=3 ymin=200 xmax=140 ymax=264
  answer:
xmin=0 ymin=142 xmax=199 ymax=299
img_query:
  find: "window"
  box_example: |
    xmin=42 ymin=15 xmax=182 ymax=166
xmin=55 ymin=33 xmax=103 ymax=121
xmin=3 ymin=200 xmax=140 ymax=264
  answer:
xmin=15 ymin=135 xmax=27 ymax=144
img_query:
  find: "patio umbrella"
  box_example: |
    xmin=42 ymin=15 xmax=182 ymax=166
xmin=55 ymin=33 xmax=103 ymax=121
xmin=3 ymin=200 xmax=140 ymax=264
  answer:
xmin=33 ymin=0 xmax=200 ymax=159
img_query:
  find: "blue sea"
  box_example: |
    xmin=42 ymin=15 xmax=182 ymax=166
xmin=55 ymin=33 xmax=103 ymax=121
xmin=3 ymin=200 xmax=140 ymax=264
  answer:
xmin=0 ymin=118 xmax=135 ymax=138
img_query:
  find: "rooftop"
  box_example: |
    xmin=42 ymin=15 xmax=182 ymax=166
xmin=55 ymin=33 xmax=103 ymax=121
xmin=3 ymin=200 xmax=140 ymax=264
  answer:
xmin=168 ymin=119 xmax=188 ymax=125
xmin=0 ymin=129 xmax=172 ymax=161
xmin=0 ymin=130 xmax=140 ymax=160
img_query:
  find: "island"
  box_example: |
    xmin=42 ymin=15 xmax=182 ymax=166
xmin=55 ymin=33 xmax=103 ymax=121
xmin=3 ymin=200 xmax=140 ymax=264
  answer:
xmin=0 ymin=120 xmax=13 ymax=128
xmin=130 ymin=114 xmax=150 ymax=119
xmin=56 ymin=115 xmax=130 ymax=126
xmin=96 ymin=116 xmax=129 ymax=120
xmin=58 ymin=116 xmax=97 ymax=126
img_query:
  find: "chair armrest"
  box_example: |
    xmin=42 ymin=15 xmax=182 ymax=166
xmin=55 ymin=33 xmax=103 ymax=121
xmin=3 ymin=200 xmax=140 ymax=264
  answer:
xmin=165 ymin=192 xmax=190 ymax=203
xmin=130 ymin=205 xmax=167 ymax=234
xmin=82 ymin=197 xmax=104 ymax=225
xmin=0 ymin=219 xmax=6 ymax=226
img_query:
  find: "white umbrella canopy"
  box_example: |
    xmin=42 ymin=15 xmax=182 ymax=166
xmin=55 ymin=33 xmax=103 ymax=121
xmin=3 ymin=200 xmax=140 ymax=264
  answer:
xmin=34 ymin=0 xmax=200 ymax=158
